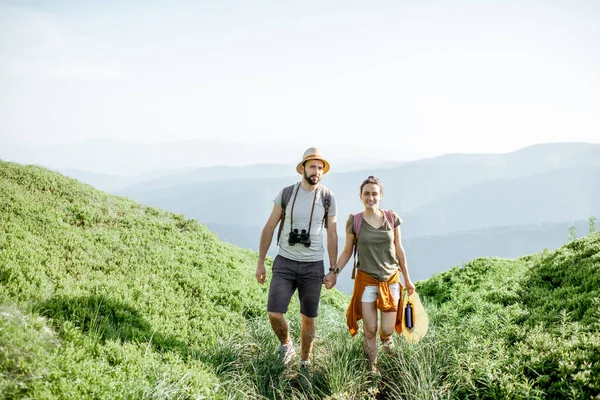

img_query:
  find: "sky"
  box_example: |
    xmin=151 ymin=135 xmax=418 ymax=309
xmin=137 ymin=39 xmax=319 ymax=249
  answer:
xmin=1 ymin=0 xmax=599 ymax=164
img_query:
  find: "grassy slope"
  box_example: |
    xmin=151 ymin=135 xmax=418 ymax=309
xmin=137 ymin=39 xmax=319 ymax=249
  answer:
xmin=0 ymin=160 xmax=346 ymax=399
xmin=418 ymin=233 xmax=600 ymax=399
xmin=1 ymin=160 xmax=599 ymax=399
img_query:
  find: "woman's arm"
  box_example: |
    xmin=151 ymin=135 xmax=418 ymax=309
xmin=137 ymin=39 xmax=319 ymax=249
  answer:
xmin=326 ymin=215 xmax=338 ymax=270
xmin=323 ymin=231 xmax=355 ymax=289
xmin=337 ymin=231 xmax=355 ymax=272
xmin=394 ymin=225 xmax=415 ymax=295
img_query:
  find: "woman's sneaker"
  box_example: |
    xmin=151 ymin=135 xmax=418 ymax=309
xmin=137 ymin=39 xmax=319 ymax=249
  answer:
xmin=277 ymin=341 xmax=296 ymax=365
xmin=381 ymin=337 xmax=394 ymax=354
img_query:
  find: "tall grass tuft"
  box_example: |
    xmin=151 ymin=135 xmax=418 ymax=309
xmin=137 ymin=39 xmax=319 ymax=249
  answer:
xmin=198 ymin=302 xmax=454 ymax=400
xmin=378 ymin=335 xmax=452 ymax=400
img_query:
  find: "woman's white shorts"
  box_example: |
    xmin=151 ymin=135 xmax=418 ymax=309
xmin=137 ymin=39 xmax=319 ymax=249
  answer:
xmin=361 ymin=283 xmax=400 ymax=303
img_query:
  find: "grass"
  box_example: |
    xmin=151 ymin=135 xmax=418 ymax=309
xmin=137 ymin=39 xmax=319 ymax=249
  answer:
xmin=1 ymin=160 xmax=599 ymax=399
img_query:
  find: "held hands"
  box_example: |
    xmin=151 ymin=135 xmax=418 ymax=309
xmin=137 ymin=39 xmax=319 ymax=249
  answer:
xmin=323 ymin=271 xmax=337 ymax=290
xmin=256 ymin=262 xmax=266 ymax=284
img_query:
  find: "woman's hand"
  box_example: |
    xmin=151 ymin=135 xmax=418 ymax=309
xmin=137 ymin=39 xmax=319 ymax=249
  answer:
xmin=405 ymin=279 xmax=416 ymax=296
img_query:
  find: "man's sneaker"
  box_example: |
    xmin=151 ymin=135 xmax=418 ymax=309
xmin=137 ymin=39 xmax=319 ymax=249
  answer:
xmin=277 ymin=341 xmax=296 ymax=365
xmin=298 ymin=359 xmax=313 ymax=387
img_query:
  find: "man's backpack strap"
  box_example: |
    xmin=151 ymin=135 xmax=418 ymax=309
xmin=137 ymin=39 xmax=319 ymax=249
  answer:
xmin=276 ymin=184 xmax=297 ymax=246
xmin=351 ymin=209 xmax=396 ymax=279
xmin=320 ymin=186 xmax=332 ymax=229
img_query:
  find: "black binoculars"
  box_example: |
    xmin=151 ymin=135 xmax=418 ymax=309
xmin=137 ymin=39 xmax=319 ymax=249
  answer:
xmin=288 ymin=228 xmax=311 ymax=247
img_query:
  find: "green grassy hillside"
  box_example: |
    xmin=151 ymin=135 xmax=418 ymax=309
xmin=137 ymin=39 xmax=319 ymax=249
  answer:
xmin=0 ymin=160 xmax=347 ymax=399
xmin=419 ymin=233 xmax=600 ymax=398
xmin=1 ymin=160 xmax=599 ymax=399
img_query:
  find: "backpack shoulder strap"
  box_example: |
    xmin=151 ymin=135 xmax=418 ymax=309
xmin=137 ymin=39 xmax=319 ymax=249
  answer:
xmin=281 ymin=184 xmax=296 ymax=210
xmin=351 ymin=212 xmax=364 ymax=279
xmin=276 ymin=184 xmax=298 ymax=245
xmin=382 ymin=209 xmax=396 ymax=228
xmin=320 ymin=186 xmax=332 ymax=229
xmin=353 ymin=212 xmax=364 ymax=239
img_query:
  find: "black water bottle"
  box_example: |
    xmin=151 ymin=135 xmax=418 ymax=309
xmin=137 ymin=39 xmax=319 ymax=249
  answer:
xmin=405 ymin=302 xmax=413 ymax=329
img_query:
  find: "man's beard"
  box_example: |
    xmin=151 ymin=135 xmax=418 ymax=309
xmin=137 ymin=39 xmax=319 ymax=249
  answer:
xmin=303 ymin=170 xmax=320 ymax=186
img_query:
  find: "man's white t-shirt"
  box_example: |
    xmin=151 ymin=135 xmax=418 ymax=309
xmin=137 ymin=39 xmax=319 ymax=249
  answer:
xmin=274 ymin=183 xmax=337 ymax=262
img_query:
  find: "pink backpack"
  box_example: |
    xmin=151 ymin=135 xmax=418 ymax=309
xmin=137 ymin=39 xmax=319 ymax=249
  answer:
xmin=351 ymin=209 xmax=396 ymax=279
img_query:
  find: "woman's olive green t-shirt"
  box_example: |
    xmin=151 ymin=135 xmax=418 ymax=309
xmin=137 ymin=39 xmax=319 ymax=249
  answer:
xmin=346 ymin=212 xmax=402 ymax=282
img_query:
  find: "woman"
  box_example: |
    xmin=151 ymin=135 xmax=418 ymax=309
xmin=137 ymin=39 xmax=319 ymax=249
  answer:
xmin=324 ymin=176 xmax=415 ymax=371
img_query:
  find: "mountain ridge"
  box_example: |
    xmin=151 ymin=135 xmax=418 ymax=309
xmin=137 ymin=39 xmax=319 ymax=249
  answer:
xmin=116 ymin=143 xmax=600 ymax=234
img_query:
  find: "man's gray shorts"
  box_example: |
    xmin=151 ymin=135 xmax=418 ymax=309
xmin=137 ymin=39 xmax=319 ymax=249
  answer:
xmin=267 ymin=255 xmax=325 ymax=318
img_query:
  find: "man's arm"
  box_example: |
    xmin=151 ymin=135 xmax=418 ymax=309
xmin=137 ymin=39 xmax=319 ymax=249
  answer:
xmin=256 ymin=204 xmax=283 ymax=284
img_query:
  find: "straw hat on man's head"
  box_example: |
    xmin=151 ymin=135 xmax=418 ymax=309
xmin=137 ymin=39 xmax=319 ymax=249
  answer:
xmin=296 ymin=147 xmax=330 ymax=175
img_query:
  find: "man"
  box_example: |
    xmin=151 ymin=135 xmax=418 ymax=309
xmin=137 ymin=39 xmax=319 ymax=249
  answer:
xmin=256 ymin=147 xmax=338 ymax=369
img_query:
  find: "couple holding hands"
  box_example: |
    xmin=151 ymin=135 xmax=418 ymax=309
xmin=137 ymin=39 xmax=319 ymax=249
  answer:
xmin=255 ymin=147 xmax=415 ymax=373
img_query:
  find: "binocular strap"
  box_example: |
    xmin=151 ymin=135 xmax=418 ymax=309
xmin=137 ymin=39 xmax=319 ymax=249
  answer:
xmin=289 ymin=184 xmax=319 ymax=236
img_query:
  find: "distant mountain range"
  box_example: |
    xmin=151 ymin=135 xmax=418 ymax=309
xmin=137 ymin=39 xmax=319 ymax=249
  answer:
xmin=0 ymin=138 xmax=415 ymax=176
xmin=402 ymin=166 xmax=600 ymax=237
xmin=57 ymin=167 xmax=196 ymax=192
xmin=109 ymin=141 xmax=599 ymax=294
xmin=116 ymin=142 xmax=600 ymax=230
xmin=4 ymin=140 xmax=598 ymax=295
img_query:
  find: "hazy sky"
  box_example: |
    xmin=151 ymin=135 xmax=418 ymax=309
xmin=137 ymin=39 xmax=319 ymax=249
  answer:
xmin=1 ymin=0 xmax=599 ymax=159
